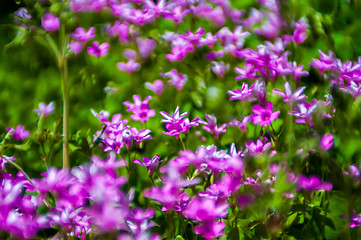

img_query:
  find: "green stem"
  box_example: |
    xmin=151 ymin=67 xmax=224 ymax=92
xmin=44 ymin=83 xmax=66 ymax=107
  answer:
xmin=4 ymin=158 xmax=33 ymax=184
xmin=60 ymin=19 xmax=70 ymax=169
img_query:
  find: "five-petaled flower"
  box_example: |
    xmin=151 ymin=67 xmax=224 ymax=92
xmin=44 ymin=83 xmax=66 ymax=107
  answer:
xmin=252 ymin=101 xmax=280 ymax=126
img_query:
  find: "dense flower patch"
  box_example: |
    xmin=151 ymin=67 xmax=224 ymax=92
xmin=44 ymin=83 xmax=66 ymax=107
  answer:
xmin=2 ymin=0 xmax=361 ymax=239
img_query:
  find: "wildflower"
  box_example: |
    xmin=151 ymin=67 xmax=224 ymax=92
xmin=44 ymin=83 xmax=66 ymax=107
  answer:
xmin=134 ymin=155 xmax=162 ymax=176
xmin=145 ymin=80 xmax=165 ymax=96
xmin=33 ymin=102 xmax=54 ymax=117
xmin=69 ymin=40 xmax=83 ymax=55
xmin=227 ymin=83 xmax=255 ymax=102
xmin=6 ymin=125 xmax=30 ymax=140
xmin=252 ymin=101 xmax=280 ymax=126
xmin=200 ymin=114 xmax=226 ymax=139
xmin=123 ymin=95 xmax=155 ymax=123
xmin=273 ymin=81 xmax=306 ymax=104
xmin=117 ymin=60 xmax=140 ymax=74
xmin=87 ymin=41 xmax=109 ymax=57
xmin=210 ymin=61 xmax=229 ymax=78
xmin=320 ymin=134 xmax=334 ymax=151
xmin=246 ymin=137 xmax=272 ymax=155
xmin=297 ymin=175 xmax=332 ymax=192
xmin=137 ymin=38 xmax=156 ymax=59
xmin=160 ymin=106 xmax=200 ymax=137
xmin=289 ymin=100 xmax=319 ymax=126
xmin=71 ymin=27 xmax=95 ymax=43
xmin=163 ymin=69 xmax=187 ymax=91
xmin=41 ymin=13 xmax=59 ymax=32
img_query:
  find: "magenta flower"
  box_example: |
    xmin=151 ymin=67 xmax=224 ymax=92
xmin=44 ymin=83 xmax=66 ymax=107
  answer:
xmin=246 ymin=137 xmax=272 ymax=155
xmin=134 ymin=155 xmax=162 ymax=176
xmin=160 ymin=106 xmax=201 ymax=137
xmin=227 ymin=83 xmax=256 ymax=102
xmin=273 ymin=81 xmax=306 ymax=104
xmin=145 ymin=80 xmax=165 ymax=96
xmin=123 ymin=95 xmax=155 ymax=123
xmin=41 ymin=13 xmax=59 ymax=32
xmin=210 ymin=61 xmax=229 ymax=78
xmin=33 ymin=102 xmax=54 ymax=117
xmin=200 ymin=114 xmax=227 ymax=139
xmin=137 ymin=38 xmax=156 ymax=59
xmin=117 ymin=60 xmax=140 ymax=74
xmin=320 ymin=134 xmax=334 ymax=151
xmin=6 ymin=125 xmax=30 ymax=140
xmin=69 ymin=40 xmax=83 ymax=55
xmin=71 ymin=27 xmax=95 ymax=43
xmin=163 ymin=69 xmax=187 ymax=91
xmin=87 ymin=41 xmax=109 ymax=57
xmin=297 ymin=175 xmax=332 ymax=192
xmin=252 ymin=101 xmax=280 ymax=126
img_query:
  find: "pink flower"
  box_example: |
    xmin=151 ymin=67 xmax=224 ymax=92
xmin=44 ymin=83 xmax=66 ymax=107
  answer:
xmin=163 ymin=69 xmax=187 ymax=91
xmin=69 ymin=40 xmax=83 ymax=55
xmin=87 ymin=41 xmax=109 ymax=57
xmin=117 ymin=60 xmax=140 ymax=74
xmin=71 ymin=27 xmax=95 ymax=43
xmin=252 ymin=101 xmax=280 ymax=126
xmin=145 ymin=80 xmax=165 ymax=96
xmin=41 ymin=13 xmax=59 ymax=32
xmin=273 ymin=82 xmax=306 ymax=104
xmin=6 ymin=125 xmax=30 ymax=140
xmin=33 ymin=102 xmax=54 ymax=117
xmin=320 ymin=134 xmax=334 ymax=151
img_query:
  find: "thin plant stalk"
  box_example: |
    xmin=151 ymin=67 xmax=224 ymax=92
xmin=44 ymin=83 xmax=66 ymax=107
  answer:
xmin=60 ymin=18 xmax=70 ymax=169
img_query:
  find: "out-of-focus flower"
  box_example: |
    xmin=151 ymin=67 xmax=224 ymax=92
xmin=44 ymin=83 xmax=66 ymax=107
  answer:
xmin=211 ymin=61 xmax=229 ymax=78
xmin=320 ymin=134 xmax=334 ymax=151
xmin=33 ymin=102 xmax=54 ymax=117
xmin=69 ymin=40 xmax=83 ymax=55
xmin=252 ymin=101 xmax=280 ymax=126
xmin=87 ymin=41 xmax=109 ymax=57
xmin=163 ymin=69 xmax=187 ymax=91
xmin=297 ymin=175 xmax=332 ymax=192
xmin=71 ymin=27 xmax=95 ymax=43
xmin=137 ymin=38 xmax=156 ymax=59
xmin=41 ymin=13 xmax=59 ymax=32
xmin=117 ymin=60 xmax=140 ymax=74
xmin=145 ymin=80 xmax=165 ymax=96
xmin=6 ymin=125 xmax=30 ymax=140
xmin=227 ymin=83 xmax=256 ymax=102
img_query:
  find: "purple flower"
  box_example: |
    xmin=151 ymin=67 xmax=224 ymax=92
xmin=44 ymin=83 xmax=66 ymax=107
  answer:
xmin=210 ymin=61 xmax=229 ymax=78
xmin=123 ymin=95 xmax=155 ymax=123
xmin=297 ymin=175 xmax=332 ymax=192
xmin=350 ymin=211 xmax=361 ymax=228
xmin=71 ymin=27 xmax=95 ymax=43
xmin=273 ymin=82 xmax=306 ymax=104
xmin=6 ymin=125 xmax=30 ymax=140
xmin=33 ymin=102 xmax=54 ymax=117
xmin=87 ymin=41 xmax=109 ymax=57
xmin=246 ymin=137 xmax=272 ymax=155
xmin=163 ymin=69 xmax=187 ymax=91
xmin=183 ymin=197 xmax=229 ymax=239
xmin=69 ymin=40 xmax=83 ymax=55
xmin=320 ymin=134 xmax=334 ymax=151
xmin=130 ymin=128 xmax=152 ymax=145
xmin=163 ymin=6 xmax=190 ymax=24
xmin=200 ymin=114 xmax=226 ymax=139
xmin=117 ymin=60 xmax=140 ymax=74
xmin=235 ymin=63 xmax=257 ymax=81
xmin=134 ymin=155 xmax=162 ymax=176
xmin=289 ymin=100 xmax=319 ymax=126
xmin=252 ymin=101 xmax=280 ymax=126
xmin=137 ymin=38 xmax=156 ymax=59
xmin=227 ymin=83 xmax=256 ymax=102
xmin=41 ymin=13 xmax=60 ymax=32
xmin=145 ymin=80 xmax=165 ymax=96
xmin=160 ymin=106 xmax=201 ymax=137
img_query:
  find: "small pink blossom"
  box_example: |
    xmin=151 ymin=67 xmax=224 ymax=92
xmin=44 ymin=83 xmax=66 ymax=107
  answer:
xmin=6 ymin=125 xmax=30 ymax=140
xmin=320 ymin=134 xmax=334 ymax=151
xmin=41 ymin=13 xmax=59 ymax=32
xmin=87 ymin=41 xmax=109 ymax=57
xmin=33 ymin=102 xmax=54 ymax=117
xmin=252 ymin=101 xmax=280 ymax=126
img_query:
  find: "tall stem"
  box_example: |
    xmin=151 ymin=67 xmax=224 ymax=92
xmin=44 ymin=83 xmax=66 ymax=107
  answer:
xmin=60 ymin=19 xmax=69 ymax=169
